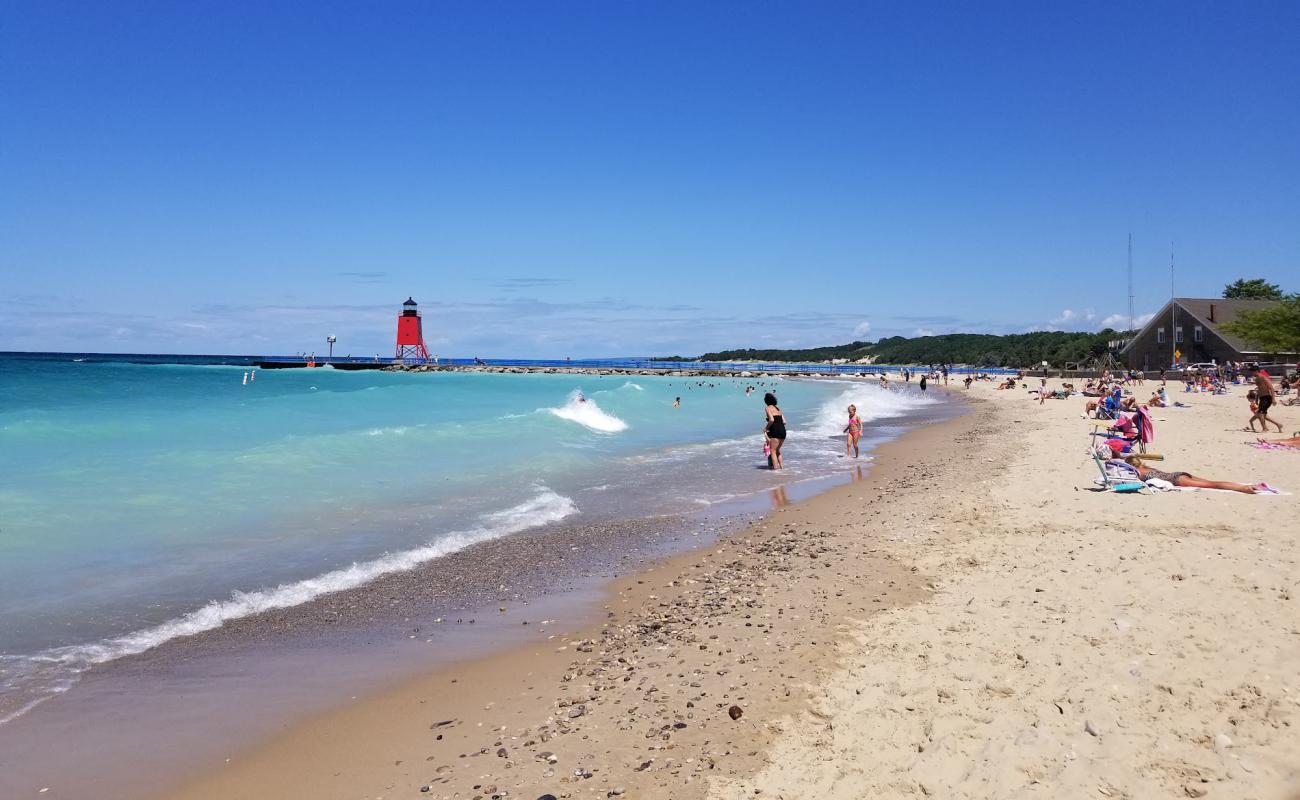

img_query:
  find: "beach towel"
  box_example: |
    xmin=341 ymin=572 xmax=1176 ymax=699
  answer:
xmin=1162 ymin=483 xmax=1286 ymax=495
xmin=1134 ymin=406 xmax=1155 ymax=446
xmin=1249 ymin=441 xmax=1300 ymax=452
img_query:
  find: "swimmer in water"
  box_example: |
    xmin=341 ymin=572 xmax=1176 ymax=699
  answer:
xmin=673 ymin=397 xmax=681 ymax=408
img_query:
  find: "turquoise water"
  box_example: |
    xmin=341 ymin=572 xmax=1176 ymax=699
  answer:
xmin=0 ymin=357 xmax=938 ymax=722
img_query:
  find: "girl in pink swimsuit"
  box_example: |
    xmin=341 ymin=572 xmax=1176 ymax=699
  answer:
xmin=844 ymin=404 xmax=862 ymax=458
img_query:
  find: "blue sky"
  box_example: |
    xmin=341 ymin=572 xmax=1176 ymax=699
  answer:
xmin=2 ymin=1 xmax=1297 ymax=357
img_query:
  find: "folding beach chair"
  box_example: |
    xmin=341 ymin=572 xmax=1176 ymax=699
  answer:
xmin=1091 ymin=452 xmax=1147 ymax=493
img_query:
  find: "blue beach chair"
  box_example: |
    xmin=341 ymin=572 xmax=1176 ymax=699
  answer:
xmin=1092 ymin=453 xmax=1147 ymax=493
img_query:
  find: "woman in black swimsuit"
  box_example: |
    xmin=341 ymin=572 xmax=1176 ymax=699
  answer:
xmin=763 ymin=392 xmax=786 ymax=470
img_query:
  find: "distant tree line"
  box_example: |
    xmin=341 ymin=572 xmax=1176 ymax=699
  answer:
xmin=668 ymin=277 xmax=1296 ymax=366
xmin=694 ymin=330 xmax=1130 ymax=368
xmin=693 ymin=341 xmax=872 ymax=363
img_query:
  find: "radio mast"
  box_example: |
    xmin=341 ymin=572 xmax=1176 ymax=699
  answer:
xmin=1127 ymin=233 xmax=1135 ymax=332
xmin=1169 ymin=242 xmax=1177 ymax=367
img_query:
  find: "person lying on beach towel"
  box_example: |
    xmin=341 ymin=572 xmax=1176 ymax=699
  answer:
xmin=1132 ymin=463 xmax=1273 ymax=494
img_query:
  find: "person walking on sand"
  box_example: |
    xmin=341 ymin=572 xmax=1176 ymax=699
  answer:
xmin=763 ymin=392 xmax=786 ymax=470
xmin=844 ymin=404 xmax=862 ymax=458
xmin=1249 ymin=366 xmax=1284 ymax=433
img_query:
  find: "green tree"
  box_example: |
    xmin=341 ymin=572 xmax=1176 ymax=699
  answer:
xmin=1222 ymin=278 xmax=1284 ymax=300
xmin=1219 ymin=295 xmax=1300 ymax=356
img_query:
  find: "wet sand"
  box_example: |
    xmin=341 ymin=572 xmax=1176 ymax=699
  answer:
xmin=161 ymin=381 xmax=1300 ymax=800
xmin=0 ymin=384 xmax=958 ymax=800
xmin=156 ymin=395 xmax=975 ymax=800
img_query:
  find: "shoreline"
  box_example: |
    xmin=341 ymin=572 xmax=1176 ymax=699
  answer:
xmin=157 ymin=391 xmax=979 ymax=800
xmin=0 ymin=379 xmax=958 ymax=799
xmin=162 ymin=381 xmax=1300 ymax=800
xmin=9 ymin=378 xmax=1294 ymax=798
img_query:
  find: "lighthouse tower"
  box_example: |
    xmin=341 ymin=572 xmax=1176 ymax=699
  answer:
xmin=395 ymin=297 xmax=431 ymax=361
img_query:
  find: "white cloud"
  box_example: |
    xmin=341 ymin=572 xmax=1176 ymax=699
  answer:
xmin=852 ymin=321 xmax=872 ymax=337
xmin=1052 ymin=308 xmax=1098 ymax=326
xmin=913 ymin=328 xmax=936 ymax=337
xmin=1100 ymin=311 xmax=1156 ymax=330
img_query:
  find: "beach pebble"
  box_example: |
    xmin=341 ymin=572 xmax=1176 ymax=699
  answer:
xmin=1084 ymin=720 xmax=1100 ymax=737
xmin=728 ymin=705 xmax=744 ymax=720
xmin=1214 ymin=733 xmax=1233 ymax=750
xmin=420 ymin=786 xmax=431 ymax=793
xmin=538 ymin=795 xmax=558 ymax=800
xmin=609 ymin=788 xmax=626 ymax=796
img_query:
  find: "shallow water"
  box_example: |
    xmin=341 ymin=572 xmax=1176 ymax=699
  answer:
xmin=0 ymin=357 xmax=938 ymax=723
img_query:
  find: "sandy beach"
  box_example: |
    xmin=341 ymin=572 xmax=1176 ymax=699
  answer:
xmin=155 ymin=378 xmax=1299 ymax=800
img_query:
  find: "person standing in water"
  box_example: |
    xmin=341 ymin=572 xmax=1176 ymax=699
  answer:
xmin=763 ymin=392 xmax=786 ymax=470
xmin=919 ymin=373 xmax=928 ymax=391
xmin=844 ymin=404 xmax=862 ymax=458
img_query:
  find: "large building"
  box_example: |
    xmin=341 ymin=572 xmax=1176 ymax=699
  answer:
xmin=1120 ymin=297 xmax=1298 ymax=370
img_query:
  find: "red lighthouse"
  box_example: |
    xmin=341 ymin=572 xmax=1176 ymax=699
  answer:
xmin=395 ymin=297 xmax=431 ymax=361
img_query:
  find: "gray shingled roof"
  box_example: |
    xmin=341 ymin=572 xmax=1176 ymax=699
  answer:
xmin=1120 ymin=297 xmax=1284 ymax=356
xmin=1172 ymin=297 xmax=1281 ymax=353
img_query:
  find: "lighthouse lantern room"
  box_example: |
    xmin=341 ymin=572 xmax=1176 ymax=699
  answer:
xmin=395 ymin=296 xmax=431 ymax=361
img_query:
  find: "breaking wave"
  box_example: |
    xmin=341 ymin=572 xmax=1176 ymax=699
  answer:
xmin=548 ymin=391 xmax=628 ymax=433
xmin=806 ymin=384 xmax=938 ymax=437
xmin=0 ymin=489 xmax=577 ymax=726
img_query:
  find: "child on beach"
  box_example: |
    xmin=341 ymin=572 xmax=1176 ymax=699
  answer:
xmin=844 ymin=404 xmax=862 ymax=458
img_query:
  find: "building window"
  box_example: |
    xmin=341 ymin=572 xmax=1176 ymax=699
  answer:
xmin=1194 ymin=325 xmax=1203 ymax=343
xmin=1157 ymin=327 xmax=1165 ymax=344
xmin=1175 ymin=326 xmax=1184 ymax=343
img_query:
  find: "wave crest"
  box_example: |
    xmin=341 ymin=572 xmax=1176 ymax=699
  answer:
xmin=548 ymin=392 xmax=628 ymax=433
xmin=807 ymin=384 xmax=937 ymax=436
xmin=0 ymin=489 xmax=577 ymax=725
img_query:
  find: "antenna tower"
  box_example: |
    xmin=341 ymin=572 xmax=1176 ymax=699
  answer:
xmin=1169 ymin=241 xmax=1177 ymax=368
xmin=1127 ymin=233 xmax=1135 ymax=332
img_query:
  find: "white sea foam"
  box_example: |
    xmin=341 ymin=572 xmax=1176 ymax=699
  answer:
xmin=619 ymin=382 xmax=645 ymax=391
xmin=548 ymin=392 xmax=628 ymax=433
xmin=805 ymin=384 xmax=938 ymax=437
xmin=0 ymin=489 xmax=577 ymax=726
